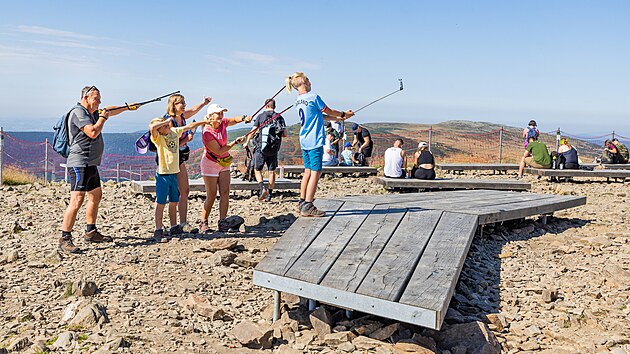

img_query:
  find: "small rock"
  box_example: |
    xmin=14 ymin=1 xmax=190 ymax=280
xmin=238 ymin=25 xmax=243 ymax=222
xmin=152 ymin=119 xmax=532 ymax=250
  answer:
xmin=231 ymin=321 xmax=273 ymax=349
xmin=392 ymin=340 xmax=435 ymax=353
xmin=324 ymin=331 xmax=355 ymax=346
xmin=484 ymin=313 xmax=508 ymax=331
xmin=186 ymin=294 xmax=226 ymax=320
xmin=234 ymin=256 xmax=258 ymax=268
xmin=542 ymin=289 xmax=558 ymax=303
xmin=209 ymin=250 xmax=237 ymax=266
xmin=353 ymin=335 xmax=386 ymax=350
xmin=369 ymin=323 xmax=400 ymax=341
xmin=309 ymin=307 xmax=333 ymax=338
xmin=203 ymin=238 xmax=238 ymax=252
xmin=53 ymin=331 xmax=75 ymax=349
xmin=72 ymin=279 xmax=98 ymax=296
xmin=7 ymin=336 xmax=30 ymax=352
xmin=7 ymin=250 xmax=19 ymax=262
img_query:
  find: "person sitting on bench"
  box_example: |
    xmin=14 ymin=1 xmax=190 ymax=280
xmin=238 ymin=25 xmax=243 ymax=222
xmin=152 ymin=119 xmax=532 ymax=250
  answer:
xmin=384 ymin=138 xmax=407 ymax=178
xmin=411 ymin=142 xmax=435 ymax=180
xmin=517 ymin=136 xmax=551 ymax=179
xmin=555 ymin=137 xmax=579 ymax=169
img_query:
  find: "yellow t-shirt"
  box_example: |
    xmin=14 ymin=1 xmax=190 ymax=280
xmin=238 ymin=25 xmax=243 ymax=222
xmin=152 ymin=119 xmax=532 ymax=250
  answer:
xmin=151 ymin=127 xmax=186 ymax=175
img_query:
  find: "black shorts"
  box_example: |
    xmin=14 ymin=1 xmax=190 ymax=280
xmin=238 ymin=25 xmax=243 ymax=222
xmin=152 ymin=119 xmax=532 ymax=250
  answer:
xmin=362 ymin=147 xmax=373 ymax=158
xmin=413 ymin=167 xmax=435 ymax=180
xmin=68 ymin=166 xmax=101 ymax=192
xmin=253 ymin=150 xmax=278 ymax=171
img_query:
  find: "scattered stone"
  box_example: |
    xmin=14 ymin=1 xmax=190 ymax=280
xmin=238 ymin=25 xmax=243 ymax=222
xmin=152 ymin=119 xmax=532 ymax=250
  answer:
xmin=7 ymin=336 xmax=30 ymax=352
xmin=542 ymin=288 xmax=558 ymax=303
xmin=353 ymin=335 xmax=387 ymax=350
xmin=234 ymin=256 xmax=258 ymax=268
xmin=72 ymin=279 xmax=98 ymax=296
xmin=53 ymin=331 xmax=75 ymax=350
xmin=203 ymin=238 xmax=238 ymax=252
xmin=209 ymin=250 xmax=237 ymax=266
xmin=369 ymin=323 xmax=400 ymax=340
xmin=231 ymin=321 xmax=273 ymax=349
xmin=484 ymin=313 xmax=508 ymax=332
xmin=324 ymin=331 xmax=355 ymax=346
xmin=69 ymin=303 xmax=108 ymax=327
xmin=187 ymin=294 xmax=226 ymax=320
xmin=6 ymin=250 xmax=19 ymax=262
xmin=392 ymin=340 xmax=435 ymax=353
xmin=309 ymin=307 xmax=333 ymax=338
xmin=435 ymin=321 xmax=501 ymax=354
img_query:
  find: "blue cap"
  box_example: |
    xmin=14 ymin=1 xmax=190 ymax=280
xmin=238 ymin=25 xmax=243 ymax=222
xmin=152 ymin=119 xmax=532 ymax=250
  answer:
xmin=351 ymin=123 xmax=359 ymax=131
xmin=344 ymin=142 xmax=352 ymax=148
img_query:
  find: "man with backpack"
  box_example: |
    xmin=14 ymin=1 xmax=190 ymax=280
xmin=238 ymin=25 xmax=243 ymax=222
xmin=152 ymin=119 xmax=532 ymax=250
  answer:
xmin=612 ymin=138 xmax=629 ymax=164
xmin=522 ymin=119 xmax=539 ymax=148
xmin=58 ymin=86 xmax=139 ymax=254
xmin=245 ymin=99 xmax=287 ymax=202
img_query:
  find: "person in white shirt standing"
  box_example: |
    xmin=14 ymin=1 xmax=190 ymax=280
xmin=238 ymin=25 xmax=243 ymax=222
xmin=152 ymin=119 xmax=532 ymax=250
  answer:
xmin=383 ymin=138 xmax=407 ymax=178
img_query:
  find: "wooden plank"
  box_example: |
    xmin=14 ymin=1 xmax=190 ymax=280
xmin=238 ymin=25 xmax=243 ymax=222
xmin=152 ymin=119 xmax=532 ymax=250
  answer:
xmin=282 ymin=165 xmax=378 ymax=175
xmin=319 ymin=205 xmax=408 ymax=292
xmin=341 ymin=189 xmax=505 ymax=204
xmin=130 ymin=178 xmax=301 ymax=193
xmin=356 ymin=209 xmax=443 ymax=301
xmin=253 ymin=270 xmax=440 ymax=329
xmin=399 ymin=212 xmax=479 ymax=321
xmin=460 ymin=195 xmax=587 ymax=224
xmin=284 ymin=201 xmax=373 ymax=284
xmin=254 ymin=199 xmax=344 ymax=276
xmin=437 ymin=163 xmax=519 ymax=171
xmin=403 ymin=191 xmax=555 ymax=214
xmin=375 ymin=177 xmax=531 ymax=191
xmin=525 ymin=167 xmax=630 ymax=178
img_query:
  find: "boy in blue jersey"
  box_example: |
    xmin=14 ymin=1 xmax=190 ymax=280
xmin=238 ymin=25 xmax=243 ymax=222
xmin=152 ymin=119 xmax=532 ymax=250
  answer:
xmin=286 ymin=72 xmax=354 ymax=216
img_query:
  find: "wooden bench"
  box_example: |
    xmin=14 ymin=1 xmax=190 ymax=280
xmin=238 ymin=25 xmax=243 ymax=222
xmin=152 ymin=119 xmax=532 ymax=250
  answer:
xmin=525 ymin=167 xmax=630 ymax=182
xmin=580 ymin=163 xmax=630 ymax=170
xmin=254 ymin=190 xmax=586 ymax=330
xmin=375 ymin=177 xmax=531 ymax=191
xmin=130 ymin=178 xmax=301 ymax=194
xmin=437 ymin=163 xmax=519 ymax=175
xmin=282 ymin=165 xmax=378 ymax=177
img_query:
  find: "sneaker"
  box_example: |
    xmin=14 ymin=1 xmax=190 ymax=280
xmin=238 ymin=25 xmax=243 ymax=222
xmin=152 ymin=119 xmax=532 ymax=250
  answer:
xmin=300 ymin=202 xmax=326 ymax=217
xmin=264 ymin=193 xmax=272 ymax=202
xmin=169 ymin=224 xmax=184 ymax=235
xmin=258 ymin=187 xmax=269 ymax=201
xmin=199 ymin=221 xmax=210 ymax=233
xmin=514 ymin=175 xmax=522 ymax=180
xmin=296 ymin=200 xmax=306 ymax=213
xmin=151 ymin=229 xmax=169 ymax=243
xmin=58 ymin=236 xmax=80 ymax=254
xmin=218 ymin=219 xmax=230 ymax=232
xmin=180 ymin=222 xmax=193 ymax=233
xmin=84 ymin=229 xmax=113 ymax=243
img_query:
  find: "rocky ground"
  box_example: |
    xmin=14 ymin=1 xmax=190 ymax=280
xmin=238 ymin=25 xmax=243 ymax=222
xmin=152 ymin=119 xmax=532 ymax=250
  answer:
xmin=0 ymin=171 xmax=628 ymax=353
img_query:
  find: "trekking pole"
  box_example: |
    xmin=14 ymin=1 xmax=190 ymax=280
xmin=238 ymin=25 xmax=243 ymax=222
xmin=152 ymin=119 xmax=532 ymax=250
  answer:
xmin=244 ymin=105 xmax=294 ymax=139
xmin=247 ymin=86 xmax=286 ymax=123
xmin=353 ymin=79 xmax=403 ymax=113
xmin=101 ymin=90 xmax=181 ymax=113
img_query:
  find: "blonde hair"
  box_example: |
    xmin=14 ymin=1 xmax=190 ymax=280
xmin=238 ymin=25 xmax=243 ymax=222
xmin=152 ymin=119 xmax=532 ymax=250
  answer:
xmin=286 ymin=72 xmax=308 ymax=93
xmin=149 ymin=117 xmax=166 ymax=129
xmin=166 ymin=94 xmax=185 ymax=118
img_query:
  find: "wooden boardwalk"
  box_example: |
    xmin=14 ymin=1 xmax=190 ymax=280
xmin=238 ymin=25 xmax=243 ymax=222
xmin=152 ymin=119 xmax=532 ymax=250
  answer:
xmin=437 ymin=163 xmax=519 ymax=174
xmin=282 ymin=165 xmax=378 ymax=177
xmin=254 ymin=190 xmax=585 ymax=330
xmin=375 ymin=177 xmax=531 ymax=191
xmin=130 ymin=178 xmax=301 ymax=194
xmin=525 ymin=167 xmax=630 ymax=182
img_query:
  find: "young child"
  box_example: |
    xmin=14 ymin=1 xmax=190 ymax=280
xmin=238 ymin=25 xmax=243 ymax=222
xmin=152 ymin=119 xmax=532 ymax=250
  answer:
xmin=149 ymin=117 xmax=206 ymax=242
xmin=340 ymin=142 xmax=354 ymax=166
xmin=285 ymin=72 xmax=354 ymax=217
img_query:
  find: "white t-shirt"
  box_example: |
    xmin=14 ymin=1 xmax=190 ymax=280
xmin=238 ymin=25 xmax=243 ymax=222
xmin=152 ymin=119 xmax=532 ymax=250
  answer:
xmin=384 ymin=147 xmax=404 ymax=177
xmin=323 ymin=138 xmax=335 ymax=163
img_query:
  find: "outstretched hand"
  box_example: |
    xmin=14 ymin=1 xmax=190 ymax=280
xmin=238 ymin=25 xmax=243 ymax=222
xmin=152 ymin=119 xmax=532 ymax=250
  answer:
xmin=344 ymin=110 xmax=355 ymax=120
xmin=203 ymin=96 xmax=212 ymax=105
xmin=234 ymin=136 xmax=246 ymax=145
xmin=127 ymin=102 xmax=140 ymax=111
xmin=244 ymin=115 xmax=252 ymax=123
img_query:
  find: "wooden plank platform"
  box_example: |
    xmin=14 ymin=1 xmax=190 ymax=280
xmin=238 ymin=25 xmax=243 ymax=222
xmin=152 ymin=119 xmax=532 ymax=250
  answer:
xmin=282 ymin=165 xmax=378 ymax=176
xmin=254 ymin=190 xmax=586 ymax=330
xmin=375 ymin=177 xmax=531 ymax=191
xmin=525 ymin=167 xmax=630 ymax=181
xmin=437 ymin=163 xmax=519 ymax=174
xmin=130 ymin=178 xmax=301 ymax=194
xmin=580 ymin=163 xmax=630 ymax=170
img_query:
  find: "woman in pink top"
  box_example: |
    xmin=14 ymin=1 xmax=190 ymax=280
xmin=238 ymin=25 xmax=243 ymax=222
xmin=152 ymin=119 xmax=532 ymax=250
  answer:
xmin=200 ymin=104 xmax=251 ymax=233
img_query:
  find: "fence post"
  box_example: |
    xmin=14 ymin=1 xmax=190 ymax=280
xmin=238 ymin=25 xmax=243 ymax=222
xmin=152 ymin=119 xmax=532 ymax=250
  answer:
xmin=555 ymin=128 xmax=561 ymax=152
xmin=428 ymin=126 xmax=433 ymax=151
xmin=498 ymin=127 xmax=503 ymax=164
xmin=130 ymin=167 xmax=133 ymax=181
xmin=139 ymin=167 xmax=143 ymax=181
xmin=612 ymin=130 xmax=615 ymax=140
xmin=44 ymin=138 xmax=49 ymax=185
xmin=116 ymin=163 xmax=120 ymax=182
xmin=0 ymin=127 xmax=4 ymax=187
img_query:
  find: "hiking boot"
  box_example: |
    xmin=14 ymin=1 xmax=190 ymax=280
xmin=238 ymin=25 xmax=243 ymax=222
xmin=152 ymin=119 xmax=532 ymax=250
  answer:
xmin=151 ymin=229 xmax=169 ymax=243
xmin=264 ymin=192 xmax=272 ymax=202
xmin=218 ymin=219 xmax=230 ymax=232
xmin=514 ymin=175 xmax=522 ymax=180
xmin=300 ymin=202 xmax=326 ymax=217
xmin=84 ymin=229 xmax=113 ymax=243
xmin=199 ymin=221 xmax=210 ymax=233
xmin=258 ymin=187 xmax=269 ymax=201
xmin=58 ymin=236 xmax=80 ymax=254
xmin=296 ymin=200 xmax=306 ymax=213
xmin=169 ymin=224 xmax=184 ymax=235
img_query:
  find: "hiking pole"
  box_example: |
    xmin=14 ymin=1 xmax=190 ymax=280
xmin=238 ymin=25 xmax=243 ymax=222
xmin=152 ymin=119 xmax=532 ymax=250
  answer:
xmin=244 ymin=105 xmax=294 ymax=138
xmin=101 ymin=90 xmax=181 ymax=113
xmin=247 ymin=86 xmax=286 ymax=123
xmin=353 ymin=79 xmax=403 ymax=113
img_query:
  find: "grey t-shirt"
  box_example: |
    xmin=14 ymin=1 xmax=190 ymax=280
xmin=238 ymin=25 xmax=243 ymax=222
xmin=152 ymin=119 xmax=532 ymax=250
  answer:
xmin=65 ymin=104 xmax=104 ymax=167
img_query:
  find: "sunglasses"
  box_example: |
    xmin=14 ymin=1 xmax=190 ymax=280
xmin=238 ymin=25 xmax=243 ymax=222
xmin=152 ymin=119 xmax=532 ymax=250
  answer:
xmin=83 ymin=85 xmax=98 ymax=97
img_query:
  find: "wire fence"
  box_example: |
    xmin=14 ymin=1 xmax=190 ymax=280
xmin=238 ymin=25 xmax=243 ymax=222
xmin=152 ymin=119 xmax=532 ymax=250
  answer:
xmin=1 ymin=126 xmax=628 ymax=185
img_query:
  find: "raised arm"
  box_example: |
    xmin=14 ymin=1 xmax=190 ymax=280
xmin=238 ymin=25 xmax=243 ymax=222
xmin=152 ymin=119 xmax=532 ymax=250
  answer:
xmin=149 ymin=119 xmax=172 ymax=140
xmin=225 ymin=115 xmax=252 ymax=127
xmin=204 ymin=136 xmax=246 ymax=156
xmin=183 ymin=96 xmax=212 ymax=119
xmin=181 ymin=120 xmax=206 ymax=132
xmin=323 ymin=108 xmax=354 ymax=121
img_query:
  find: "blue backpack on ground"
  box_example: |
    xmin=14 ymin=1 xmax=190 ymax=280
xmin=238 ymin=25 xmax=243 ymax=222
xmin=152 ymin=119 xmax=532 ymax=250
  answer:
xmin=52 ymin=110 xmax=72 ymax=158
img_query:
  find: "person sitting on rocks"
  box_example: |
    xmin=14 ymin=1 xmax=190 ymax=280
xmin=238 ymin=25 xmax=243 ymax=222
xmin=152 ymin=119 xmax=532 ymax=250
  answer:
xmin=611 ymin=138 xmax=629 ymax=164
xmin=384 ymin=138 xmax=407 ymax=178
xmin=517 ymin=136 xmax=551 ymax=179
xmin=411 ymin=142 xmax=435 ymax=180
xmin=149 ymin=117 xmax=206 ymax=243
xmin=555 ymin=137 xmax=579 ymax=169
xmin=599 ymin=139 xmax=619 ymax=164
xmin=339 ymin=142 xmax=354 ymax=166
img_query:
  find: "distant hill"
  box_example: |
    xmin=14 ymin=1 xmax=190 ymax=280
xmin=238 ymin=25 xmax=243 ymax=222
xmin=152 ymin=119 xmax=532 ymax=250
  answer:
xmin=6 ymin=120 xmax=606 ymax=165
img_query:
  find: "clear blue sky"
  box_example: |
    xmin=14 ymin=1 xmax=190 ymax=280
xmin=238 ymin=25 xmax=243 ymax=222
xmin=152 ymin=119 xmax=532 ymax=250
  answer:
xmin=1 ymin=0 xmax=628 ymax=135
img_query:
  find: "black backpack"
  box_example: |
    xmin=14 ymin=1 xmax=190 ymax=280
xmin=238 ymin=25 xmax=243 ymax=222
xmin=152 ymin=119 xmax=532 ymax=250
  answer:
xmin=257 ymin=118 xmax=284 ymax=155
